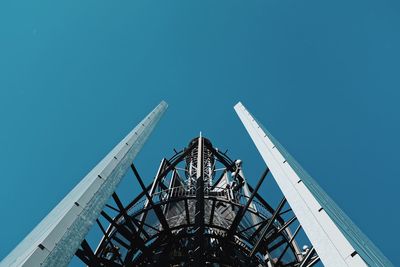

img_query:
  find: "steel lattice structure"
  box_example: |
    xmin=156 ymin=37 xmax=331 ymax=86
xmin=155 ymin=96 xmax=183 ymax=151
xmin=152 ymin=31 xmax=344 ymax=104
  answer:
xmin=1 ymin=101 xmax=393 ymax=267
xmin=76 ymin=136 xmax=312 ymax=266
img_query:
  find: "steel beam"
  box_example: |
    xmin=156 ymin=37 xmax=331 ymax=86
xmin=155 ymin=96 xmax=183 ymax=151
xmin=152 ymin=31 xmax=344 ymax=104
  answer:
xmin=95 ymin=219 xmax=124 ymax=263
xmin=227 ymin=167 xmax=269 ymax=237
xmin=250 ymin=197 xmax=287 ymax=256
xmin=1 ymin=101 xmax=168 ymax=267
xmin=193 ymin=136 xmax=205 ymax=266
xmin=131 ymin=163 xmax=171 ymax=234
xmin=100 ymin=211 xmax=149 ymax=255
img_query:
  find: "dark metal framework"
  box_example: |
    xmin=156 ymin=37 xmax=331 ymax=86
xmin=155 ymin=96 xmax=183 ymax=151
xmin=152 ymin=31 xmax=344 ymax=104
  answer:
xmin=75 ymin=137 xmax=320 ymax=267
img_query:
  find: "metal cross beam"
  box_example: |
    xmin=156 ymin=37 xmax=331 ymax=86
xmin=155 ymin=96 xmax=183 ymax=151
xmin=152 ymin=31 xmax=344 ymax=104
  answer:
xmin=131 ymin=163 xmax=171 ymax=235
xmin=100 ymin=211 xmax=149 ymax=254
xmin=95 ymin=219 xmax=124 ymax=264
xmin=227 ymin=167 xmax=269 ymax=238
xmin=75 ymin=240 xmax=99 ymax=266
xmin=250 ymin=197 xmax=287 ymax=257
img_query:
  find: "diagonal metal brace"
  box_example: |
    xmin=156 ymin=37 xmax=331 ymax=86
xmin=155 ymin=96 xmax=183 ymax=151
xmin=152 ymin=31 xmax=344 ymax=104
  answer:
xmin=131 ymin=163 xmax=171 ymax=235
xmin=226 ymin=167 xmax=270 ymax=238
xmin=250 ymin=197 xmax=287 ymax=257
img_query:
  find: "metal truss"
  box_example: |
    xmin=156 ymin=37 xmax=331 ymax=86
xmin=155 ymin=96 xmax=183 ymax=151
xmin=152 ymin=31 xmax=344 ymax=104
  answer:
xmin=75 ymin=137 xmax=313 ymax=266
xmin=3 ymin=101 xmax=392 ymax=267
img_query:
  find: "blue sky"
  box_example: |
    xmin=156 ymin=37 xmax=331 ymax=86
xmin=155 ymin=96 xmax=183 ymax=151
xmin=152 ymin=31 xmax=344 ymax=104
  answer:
xmin=0 ymin=0 xmax=399 ymax=265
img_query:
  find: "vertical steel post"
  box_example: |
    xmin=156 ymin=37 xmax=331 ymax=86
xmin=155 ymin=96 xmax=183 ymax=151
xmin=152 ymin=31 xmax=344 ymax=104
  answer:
xmin=194 ymin=136 xmax=205 ymax=266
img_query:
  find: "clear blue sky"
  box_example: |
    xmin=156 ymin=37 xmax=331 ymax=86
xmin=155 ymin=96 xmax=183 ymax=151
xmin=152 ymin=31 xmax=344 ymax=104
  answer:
xmin=0 ymin=0 xmax=399 ymax=265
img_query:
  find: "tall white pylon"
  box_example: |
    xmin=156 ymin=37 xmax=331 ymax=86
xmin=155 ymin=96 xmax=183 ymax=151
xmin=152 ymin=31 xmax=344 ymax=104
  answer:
xmin=234 ymin=102 xmax=393 ymax=267
xmin=1 ymin=101 xmax=168 ymax=267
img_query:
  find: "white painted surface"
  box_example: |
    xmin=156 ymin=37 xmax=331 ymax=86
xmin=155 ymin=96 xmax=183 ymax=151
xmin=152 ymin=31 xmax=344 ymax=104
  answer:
xmin=234 ymin=102 xmax=366 ymax=267
xmin=1 ymin=101 xmax=167 ymax=267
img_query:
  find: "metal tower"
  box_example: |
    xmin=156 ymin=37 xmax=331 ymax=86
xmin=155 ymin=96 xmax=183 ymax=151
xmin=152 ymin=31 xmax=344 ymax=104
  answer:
xmin=1 ymin=101 xmax=393 ymax=267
